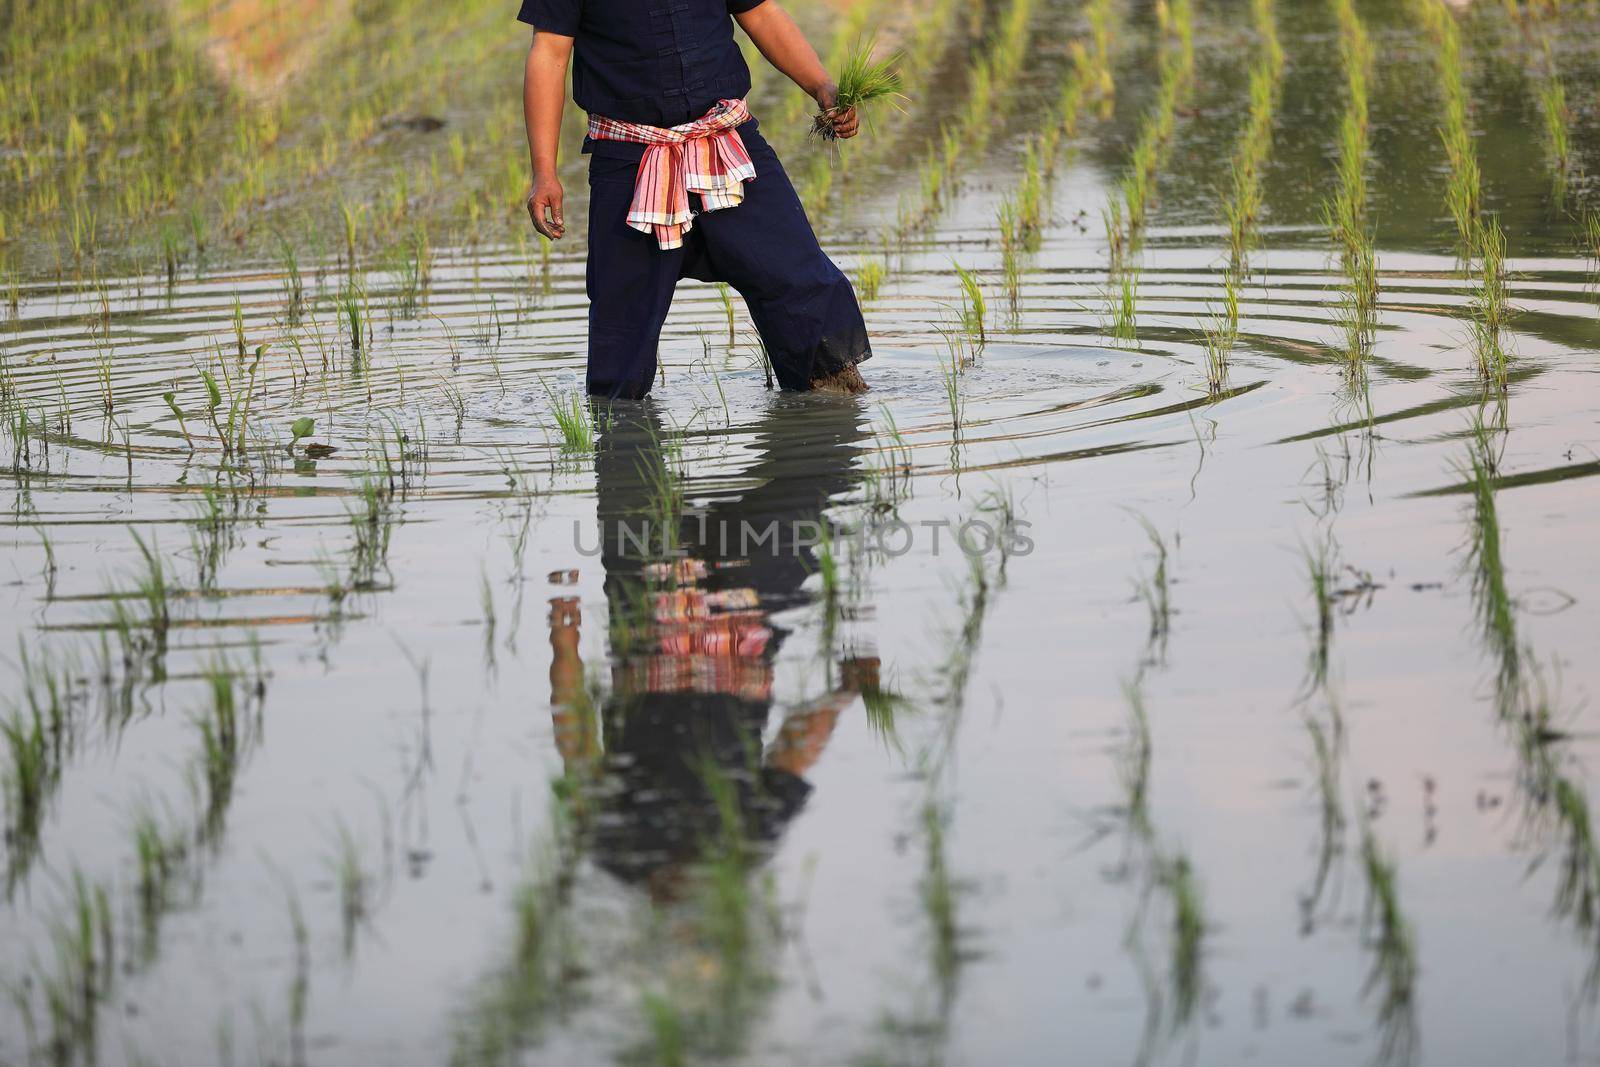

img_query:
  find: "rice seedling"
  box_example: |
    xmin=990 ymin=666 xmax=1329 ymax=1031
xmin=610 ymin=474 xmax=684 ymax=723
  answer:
xmin=128 ymin=530 xmax=171 ymax=654
xmin=546 ymin=388 xmax=595 ymax=453
xmin=1359 ymin=825 xmax=1418 ymax=1065
xmin=997 ymin=199 xmax=1026 ymax=317
xmin=953 ymin=263 xmax=987 ymax=346
xmin=286 ymin=888 xmax=311 ymax=1067
xmin=1470 ymin=218 xmax=1512 ymax=387
xmin=1118 ymin=675 xmax=1154 ymax=841
xmin=1162 ymin=853 xmax=1206 ymax=1030
xmin=160 ymin=226 xmax=181 ymax=287
xmin=278 ymin=234 xmax=304 ymax=322
xmin=32 ymin=869 xmax=117 ymax=1064
xmin=340 ymin=283 xmax=366 ymax=355
xmin=391 ymin=226 xmax=430 ymax=318
xmin=3 ymin=701 xmax=56 ymax=888
xmin=852 ymin=259 xmax=886 ymax=304
xmin=1584 ymin=210 xmax=1600 ymax=287
xmin=1201 ymin=317 xmax=1232 ymax=396
xmin=188 ymin=206 xmax=207 ymax=260
xmin=1110 ymin=271 xmax=1138 ymax=346
xmin=936 ymin=348 xmax=964 ymax=448
xmin=643 ymin=992 xmax=688 ymax=1067
xmin=1299 ymin=697 xmax=1347 ymax=932
xmin=1130 ymin=514 xmax=1173 ymax=660
xmin=1548 ymin=774 xmax=1600 ymax=928
xmin=348 ymin=473 xmax=398 ymax=591
xmin=188 ymin=486 xmax=240 ymax=595
xmin=1303 ymin=531 xmax=1337 ymax=693
xmin=1537 ymin=77 xmax=1571 ymax=192
xmin=328 ymin=820 xmax=373 ymax=958
xmin=637 ymin=424 xmax=688 ymax=560
xmin=89 ymin=346 xmax=115 ymax=418
xmin=812 ymin=38 xmax=904 ymax=142
xmin=1459 ymin=420 xmax=1519 ymax=695
xmin=919 ymin=796 xmax=962 ymax=990
xmin=192 ymin=653 xmax=266 ymax=847
xmin=130 ymin=801 xmax=190 ymax=965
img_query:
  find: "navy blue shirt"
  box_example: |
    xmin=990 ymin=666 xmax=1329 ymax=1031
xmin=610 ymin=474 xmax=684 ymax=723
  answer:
xmin=519 ymin=0 xmax=768 ymax=153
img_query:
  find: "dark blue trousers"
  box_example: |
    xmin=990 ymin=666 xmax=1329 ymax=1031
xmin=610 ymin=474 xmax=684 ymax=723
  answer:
xmin=584 ymin=124 xmax=871 ymax=400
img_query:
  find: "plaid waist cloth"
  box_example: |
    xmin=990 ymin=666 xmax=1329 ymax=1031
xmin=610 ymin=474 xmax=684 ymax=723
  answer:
xmin=587 ymin=98 xmax=757 ymax=251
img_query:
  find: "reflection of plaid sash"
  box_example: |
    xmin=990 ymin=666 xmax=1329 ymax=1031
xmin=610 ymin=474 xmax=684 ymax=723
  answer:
xmin=587 ymin=99 xmax=757 ymax=250
xmin=614 ymin=583 xmax=773 ymax=702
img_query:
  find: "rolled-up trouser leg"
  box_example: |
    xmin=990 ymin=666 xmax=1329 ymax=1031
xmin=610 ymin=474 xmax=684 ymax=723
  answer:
xmin=585 ymin=154 xmax=684 ymax=400
xmin=685 ymin=127 xmax=871 ymax=391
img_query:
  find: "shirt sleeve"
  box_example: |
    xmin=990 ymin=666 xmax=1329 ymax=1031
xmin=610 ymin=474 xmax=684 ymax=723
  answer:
xmin=517 ymin=0 xmax=579 ymax=36
xmin=727 ymin=0 xmax=768 ymax=13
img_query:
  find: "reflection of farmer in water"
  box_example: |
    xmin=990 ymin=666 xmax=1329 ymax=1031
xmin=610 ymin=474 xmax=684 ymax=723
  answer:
xmin=548 ymin=401 xmax=875 ymax=898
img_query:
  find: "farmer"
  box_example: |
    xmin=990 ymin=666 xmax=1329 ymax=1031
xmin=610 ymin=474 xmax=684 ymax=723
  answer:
xmin=518 ymin=0 xmax=872 ymax=399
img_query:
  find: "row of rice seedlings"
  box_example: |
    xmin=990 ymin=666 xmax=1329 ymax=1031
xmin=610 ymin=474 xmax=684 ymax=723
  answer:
xmin=1102 ymin=0 xmax=1196 ymax=343
xmin=1392 ymin=6 xmax=1511 ymax=386
xmin=893 ymin=0 xmax=1041 ymax=236
xmin=790 ymin=0 xmax=962 ymax=213
xmin=1205 ymin=0 xmax=1283 ymax=391
xmin=1107 ymin=0 xmax=1196 ymax=262
xmin=8 ymin=639 xmax=261 ymax=1041
xmin=1219 ymin=0 xmax=1285 ymax=273
xmin=1113 ymin=513 xmax=1211 ymax=1043
xmin=1415 ymin=0 xmax=1483 ymax=256
xmin=1116 ymin=670 xmax=1210 ymax=1043
xmin=983 ymin=0 xmax=1122 ymax=321
xmin=1456 ymin=420 xmax=1600 ymax=935
xmin=867 ymin=540 xmax=1005 ymax=1060
xmin=13 ymin=634 xmax=267 ymax=1056
xmin=1323 ymin=0 xmax=1379 ymax=371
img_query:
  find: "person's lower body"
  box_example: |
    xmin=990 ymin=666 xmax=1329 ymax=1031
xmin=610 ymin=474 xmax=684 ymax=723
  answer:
xmin=583 ymin=124 xmax=871 ymax=401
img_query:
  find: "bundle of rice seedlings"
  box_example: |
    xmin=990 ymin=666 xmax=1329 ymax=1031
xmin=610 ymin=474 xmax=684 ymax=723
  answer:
xmin=813 ymin=38 xmax=905 ymax=141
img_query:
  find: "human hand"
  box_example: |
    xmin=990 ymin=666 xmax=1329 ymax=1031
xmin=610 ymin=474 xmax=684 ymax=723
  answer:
xmin=527 ymin=174 xmax=566 ymax=240
xmin=814 ymin=83 xmax=860 ymax=140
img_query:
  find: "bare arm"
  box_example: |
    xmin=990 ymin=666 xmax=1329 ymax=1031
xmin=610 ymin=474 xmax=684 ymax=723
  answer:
xmin=734 ymin=1 xmax=859 ymax=139
xmin=523 ymin=30 xmax=574 ymax=240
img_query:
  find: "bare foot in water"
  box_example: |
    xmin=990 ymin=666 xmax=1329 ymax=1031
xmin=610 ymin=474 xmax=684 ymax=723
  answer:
xmin=809 ymin=364 xmax=870 ymax=395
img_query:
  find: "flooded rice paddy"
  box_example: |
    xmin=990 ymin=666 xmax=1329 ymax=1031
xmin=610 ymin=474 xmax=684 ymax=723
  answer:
xmin=4 ymin=0 xmax=1600 ymax=1064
